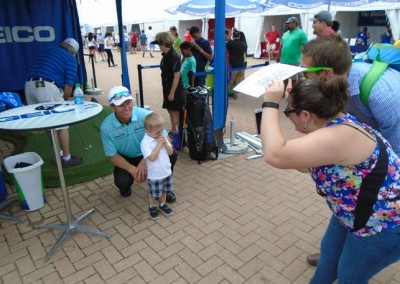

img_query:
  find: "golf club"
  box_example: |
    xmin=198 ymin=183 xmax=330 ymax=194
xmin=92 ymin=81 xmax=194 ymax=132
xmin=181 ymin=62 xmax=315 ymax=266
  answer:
xmin=73 ymin=125 xmax=92 ymax=150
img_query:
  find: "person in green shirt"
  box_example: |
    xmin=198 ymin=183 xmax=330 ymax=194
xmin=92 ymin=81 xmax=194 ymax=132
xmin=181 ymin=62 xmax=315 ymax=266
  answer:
xmin=276 ymin=16 xmax=308 ymax=91
xmin=170 ymin=26 xmax=182 ymax=57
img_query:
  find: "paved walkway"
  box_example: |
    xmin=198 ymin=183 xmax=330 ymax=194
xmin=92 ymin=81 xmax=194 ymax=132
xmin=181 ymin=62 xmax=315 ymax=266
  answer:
xmin=1 ymin=52 xmax=399 ymax=283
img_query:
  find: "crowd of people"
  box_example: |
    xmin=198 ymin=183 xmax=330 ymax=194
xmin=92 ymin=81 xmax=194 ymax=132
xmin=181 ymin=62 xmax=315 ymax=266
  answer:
xmin=22 ymin=13 xmax=400 ymax=282
xmin=82 ymin=26 xmax=159 ymax=60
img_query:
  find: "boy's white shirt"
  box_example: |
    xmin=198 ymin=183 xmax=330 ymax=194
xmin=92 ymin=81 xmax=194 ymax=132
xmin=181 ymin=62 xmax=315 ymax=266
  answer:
xmin=140 ymin=133 xmax=172 ymax=180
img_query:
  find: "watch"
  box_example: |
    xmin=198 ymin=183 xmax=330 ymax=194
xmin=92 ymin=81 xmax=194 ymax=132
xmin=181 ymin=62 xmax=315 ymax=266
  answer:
xmin=262 ymin=102 xmax=279 ymax=109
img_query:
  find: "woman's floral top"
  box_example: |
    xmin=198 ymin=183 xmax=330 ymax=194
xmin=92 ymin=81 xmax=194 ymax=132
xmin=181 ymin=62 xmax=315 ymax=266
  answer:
xmin=310 ymin=114 xmax=400 ymax=237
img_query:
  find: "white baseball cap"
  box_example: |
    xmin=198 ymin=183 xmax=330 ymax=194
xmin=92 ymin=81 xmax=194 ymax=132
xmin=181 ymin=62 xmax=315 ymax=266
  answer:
xmin=97 ymin=29 xmax=101 ymax=34
xmin=63 ymin=38 xmax=79 ymax=53
xmin=108 ymin=86 xmax=133 ymax=106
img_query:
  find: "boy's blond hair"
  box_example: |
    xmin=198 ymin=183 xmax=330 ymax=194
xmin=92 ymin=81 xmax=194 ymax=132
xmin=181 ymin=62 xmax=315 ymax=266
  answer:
xmin=144 ymin=112 xmax=164 ymax=130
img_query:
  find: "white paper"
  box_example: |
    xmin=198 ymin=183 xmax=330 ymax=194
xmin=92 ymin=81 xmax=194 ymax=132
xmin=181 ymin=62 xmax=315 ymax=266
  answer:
xmin=349 ymin=38 xmax=357 ymax=46
xmin=233 ymin=63 xmax=306 ymax=97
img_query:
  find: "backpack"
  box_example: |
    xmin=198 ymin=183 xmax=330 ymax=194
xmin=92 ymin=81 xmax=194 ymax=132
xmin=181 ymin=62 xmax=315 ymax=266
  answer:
xmin=185 ymin=86 xmax=218 ymax=164
xmin=0 ymin=92 xmax=22 ymax=112
xmin=359 ymin=43 xmax=400 ymax=108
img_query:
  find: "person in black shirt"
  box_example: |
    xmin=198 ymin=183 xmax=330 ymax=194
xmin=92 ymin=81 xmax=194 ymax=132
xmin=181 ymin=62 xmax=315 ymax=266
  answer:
xmin=151 ymin=32 xmax=185 ymax=136
xmin=226 ymin=30 xmax=247 ymax=99
xmin=189 ymin=26 xmax=213 ymax=87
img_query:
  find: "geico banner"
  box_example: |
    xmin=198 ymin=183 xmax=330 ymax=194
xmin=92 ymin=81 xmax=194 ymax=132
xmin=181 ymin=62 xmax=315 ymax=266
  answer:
xmin=0 ymin=26 xmax=56 ymax=43
xmin=0 ymin=0 xmax=67 ymax=91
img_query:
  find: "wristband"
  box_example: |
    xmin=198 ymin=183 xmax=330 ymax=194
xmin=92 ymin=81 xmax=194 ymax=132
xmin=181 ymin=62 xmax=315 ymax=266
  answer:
xmin=262 ymin=102 xmax=279 ymax=109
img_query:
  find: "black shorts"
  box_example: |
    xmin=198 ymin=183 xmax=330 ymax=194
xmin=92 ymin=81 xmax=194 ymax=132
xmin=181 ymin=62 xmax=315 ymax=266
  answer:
xmin=131 ymin=43 xmax=137 ymax=48
xmin=162 ymin=89 xmax=185 ymax=111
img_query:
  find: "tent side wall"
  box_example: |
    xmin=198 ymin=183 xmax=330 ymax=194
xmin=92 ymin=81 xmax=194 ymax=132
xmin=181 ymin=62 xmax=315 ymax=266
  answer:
xmin=235 ymin=15 xmax=259 ymax=55
xmin=178 ymin=19 xmax=204 ymax=38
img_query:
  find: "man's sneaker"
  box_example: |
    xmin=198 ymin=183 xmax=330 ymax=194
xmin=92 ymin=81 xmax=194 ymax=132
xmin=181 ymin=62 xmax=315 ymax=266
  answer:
xmin=149 ymin=206 xmax=159 ymax=220
xmin=159 ymin=203 xmax=173 ymax=216
xmin=62 ymin=155 xmax=84 ymax=168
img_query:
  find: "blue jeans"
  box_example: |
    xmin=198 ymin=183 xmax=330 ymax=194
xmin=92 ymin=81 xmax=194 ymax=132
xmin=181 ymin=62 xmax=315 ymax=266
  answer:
xmin=310 ymin=215 xmax=400 ymax=284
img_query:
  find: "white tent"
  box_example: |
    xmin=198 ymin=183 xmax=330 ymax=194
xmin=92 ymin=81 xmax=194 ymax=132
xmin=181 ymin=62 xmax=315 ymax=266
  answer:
xmin=77 ymin=0 xmax=205 ymax=45
xmin=253 ymin=5 xmax=312 ymax=58
xmin=332 ymin=2 xmax=400 ymax=42
xmin=77 ymin=1 xmax=400 ymax=58
xmin=253 ymin=2 xmax=400 ymax=58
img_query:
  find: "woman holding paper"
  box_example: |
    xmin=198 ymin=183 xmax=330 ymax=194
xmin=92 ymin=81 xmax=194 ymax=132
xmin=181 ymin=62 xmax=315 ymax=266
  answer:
xmin=260 ymin=77 xmax=400 ymax=283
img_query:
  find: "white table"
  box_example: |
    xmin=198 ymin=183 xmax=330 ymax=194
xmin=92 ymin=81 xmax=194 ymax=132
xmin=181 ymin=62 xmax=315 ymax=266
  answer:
xmin=0 ymin=102 xmax=111 ymax=261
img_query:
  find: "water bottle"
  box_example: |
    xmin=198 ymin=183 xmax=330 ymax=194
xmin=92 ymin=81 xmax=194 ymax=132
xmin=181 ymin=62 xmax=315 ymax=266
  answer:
xmin=73 ymin=83 xmax=85 ymax=113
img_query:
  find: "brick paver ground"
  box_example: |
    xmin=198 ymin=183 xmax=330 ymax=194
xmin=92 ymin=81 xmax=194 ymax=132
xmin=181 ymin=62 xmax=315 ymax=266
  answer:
xmin=1 ymin=51 xmax=399 ymax=283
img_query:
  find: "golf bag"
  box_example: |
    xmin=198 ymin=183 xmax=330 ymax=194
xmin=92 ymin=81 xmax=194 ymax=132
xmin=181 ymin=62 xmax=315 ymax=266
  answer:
xmin=185 ymin=86 xmax=218 ymax=164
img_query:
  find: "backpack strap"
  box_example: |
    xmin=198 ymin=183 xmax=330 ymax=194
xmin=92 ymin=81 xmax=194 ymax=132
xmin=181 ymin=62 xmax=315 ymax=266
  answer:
xmin=359 ymin=60 xmax=389 ymax=108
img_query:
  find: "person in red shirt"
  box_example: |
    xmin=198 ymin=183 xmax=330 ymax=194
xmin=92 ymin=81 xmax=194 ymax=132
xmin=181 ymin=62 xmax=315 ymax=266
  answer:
xmin=264 ymin=26 xmax=280 ymax=61
xmin=130 ymin=30 xmax=138 ymax=54
xmin=184 ymin=28 xmax=192 ymax=42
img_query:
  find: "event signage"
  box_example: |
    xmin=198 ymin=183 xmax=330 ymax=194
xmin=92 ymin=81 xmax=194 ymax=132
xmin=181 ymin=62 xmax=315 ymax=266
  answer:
xmin=0 ymin=103 xmax=98 ymax=123
xmin=0 ymin=0 xmax=86 ymax=93
xmin=0 ymin=26 xmax=55 ymax=43
xmin=358 ymin=10 xmax=388 ymax=26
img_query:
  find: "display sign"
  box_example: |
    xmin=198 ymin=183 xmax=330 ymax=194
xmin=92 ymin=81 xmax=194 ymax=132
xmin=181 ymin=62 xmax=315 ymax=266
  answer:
xmin=358 ymin=10 xmax=388 ymax=26
xmin=234 ymin=63 xmax=306 ymax=97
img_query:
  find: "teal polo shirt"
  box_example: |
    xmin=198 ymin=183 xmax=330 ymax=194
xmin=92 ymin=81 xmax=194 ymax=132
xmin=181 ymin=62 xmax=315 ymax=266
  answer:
xmin=281 ymin=27 xmax=309 ymax=66
xmin=101 ymin=106 xmax=151 ymax=158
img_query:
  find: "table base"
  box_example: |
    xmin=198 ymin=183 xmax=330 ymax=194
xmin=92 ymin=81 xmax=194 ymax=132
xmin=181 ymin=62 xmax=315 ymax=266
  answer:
xmin=38 ymin=208 xmax=111 ymax=262
xmin=0 ymin=197 xmax=24 ymax=223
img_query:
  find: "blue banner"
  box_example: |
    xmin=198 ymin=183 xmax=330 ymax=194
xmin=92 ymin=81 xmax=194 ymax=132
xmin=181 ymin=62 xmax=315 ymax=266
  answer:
xmin=0 ymin=0 xmax=86 ymax=92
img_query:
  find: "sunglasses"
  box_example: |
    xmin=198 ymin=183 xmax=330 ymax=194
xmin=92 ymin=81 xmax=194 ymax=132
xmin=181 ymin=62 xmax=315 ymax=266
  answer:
xmin=314 ymin=15 xmax=326 ymax=21
xmin=109 ymin=91 xmax=131 ymax=102
xmin=303 ymin=67 xmax=334 ymax=73
xmin=283 ymin=107 xmax=296 ymax=117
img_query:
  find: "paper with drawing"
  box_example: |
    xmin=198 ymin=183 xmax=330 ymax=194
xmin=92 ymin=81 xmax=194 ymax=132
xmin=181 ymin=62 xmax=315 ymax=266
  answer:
xmin=234 ymin=63 xmax=306 ymax=97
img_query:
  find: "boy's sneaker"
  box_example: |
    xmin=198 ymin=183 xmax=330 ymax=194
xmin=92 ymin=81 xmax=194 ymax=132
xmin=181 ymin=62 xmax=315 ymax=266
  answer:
xmin=62 ymin=155 xmax=84 ymax=168
xmin=159 ymin=203 xmax=173 ymax=216
xmin=149 ymin=206 xmax=159 ymax=220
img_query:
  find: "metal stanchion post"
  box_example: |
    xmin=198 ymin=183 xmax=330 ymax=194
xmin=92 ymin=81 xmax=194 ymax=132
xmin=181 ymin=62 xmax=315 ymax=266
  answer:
xmin=137 ymin=64 xmax=144 ymax=108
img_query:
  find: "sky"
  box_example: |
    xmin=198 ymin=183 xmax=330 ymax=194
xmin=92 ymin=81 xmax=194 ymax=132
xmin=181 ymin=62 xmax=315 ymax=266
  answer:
xmin=76 ymin=0 xmax=189 ymax=26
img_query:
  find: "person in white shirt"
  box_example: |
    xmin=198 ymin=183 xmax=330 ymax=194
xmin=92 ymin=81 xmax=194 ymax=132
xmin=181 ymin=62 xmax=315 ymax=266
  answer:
xmin=140 ymin=112 xmax=174 ymax=220
xmin=104 ymin=32 xmax=117 ymax=67
xmin=147 ymin=26 xmax=155 ymax=58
